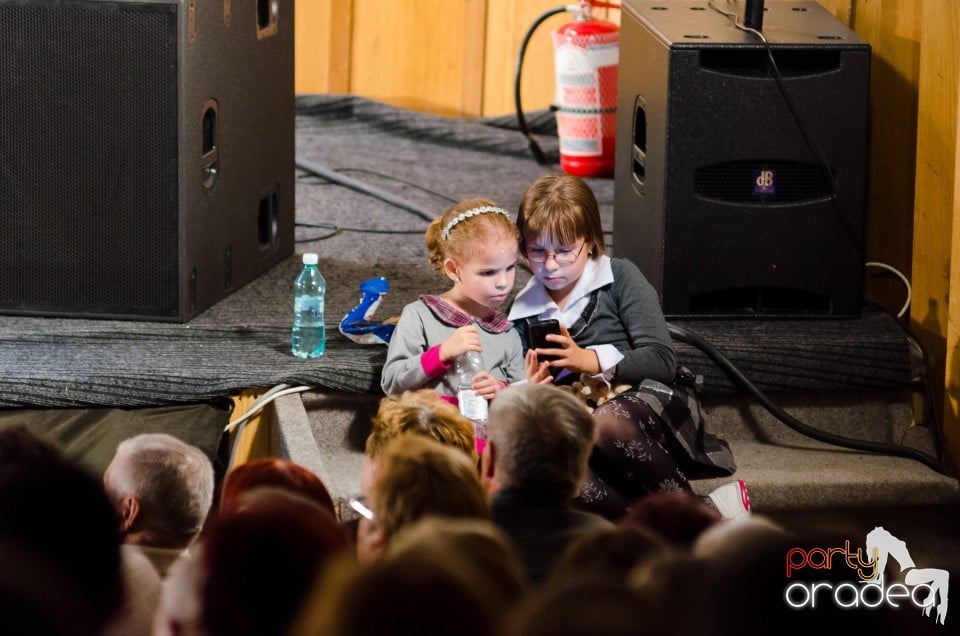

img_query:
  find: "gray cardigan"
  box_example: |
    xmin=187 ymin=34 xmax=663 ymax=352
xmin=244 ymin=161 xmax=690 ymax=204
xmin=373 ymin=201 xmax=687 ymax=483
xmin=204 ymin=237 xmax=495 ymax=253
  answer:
xmin=514 ymin=258 xmax=676 ymax=385
xmin=380 ymin=299 xmax=526 ymax=396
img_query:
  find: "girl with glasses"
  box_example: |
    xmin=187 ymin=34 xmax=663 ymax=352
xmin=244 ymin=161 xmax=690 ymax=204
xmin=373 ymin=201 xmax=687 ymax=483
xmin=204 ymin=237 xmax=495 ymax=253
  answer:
xmin=508 ymin=174 xmax=749 ymax=522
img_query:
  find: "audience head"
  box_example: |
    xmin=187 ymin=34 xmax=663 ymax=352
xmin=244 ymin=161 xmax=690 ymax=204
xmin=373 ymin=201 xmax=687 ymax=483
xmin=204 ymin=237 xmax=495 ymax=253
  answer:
xmin=388 ymin=517 xmax=527 ymax=617
xmin=483 ymin=384 xmax=595 ymax=500
xmin=219 ymin=457 xmax=334 ymax=517
xmin=358 ymin=434 xmax=490 ymax=563
xmin=627 ymin=516 xmax=902 ymax=636
xmin=362 ymin=389 xmax=477 ymax=493
xmin=294 ymin=551 xmax=498 ymax=636
xmin=548 ymin=525 xmax=669 ymax=587
xmin=621 ymin=489 xmax=722 ymax=548
xmin=103 ymin=432 xmax=214 ymax=549
xmin=198 ymin=488 xmax=350 ymax=636
xmin=0 ymin=425 xmax=123 ymax=635
xmin=506 ymin=578 xmax=652 ymax=636
xmin=366 ymin=389 xmax=477 ymax=461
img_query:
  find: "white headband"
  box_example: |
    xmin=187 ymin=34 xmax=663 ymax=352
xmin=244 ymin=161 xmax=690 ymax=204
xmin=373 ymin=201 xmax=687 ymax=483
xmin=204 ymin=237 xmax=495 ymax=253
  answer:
xmin=440 ymin=206 xmax=510 ymax=241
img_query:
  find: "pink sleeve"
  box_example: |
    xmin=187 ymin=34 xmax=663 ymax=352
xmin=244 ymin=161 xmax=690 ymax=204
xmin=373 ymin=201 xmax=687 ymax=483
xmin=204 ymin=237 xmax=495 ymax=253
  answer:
xmin=421 ymin=344 xmax=450 ymax=378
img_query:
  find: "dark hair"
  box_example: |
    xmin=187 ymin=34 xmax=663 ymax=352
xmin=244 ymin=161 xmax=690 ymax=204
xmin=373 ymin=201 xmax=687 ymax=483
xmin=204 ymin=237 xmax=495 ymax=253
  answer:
xmin=620 ymin=490 xmax=722 ymax=548
xmin=219 ymin=457 xmax=335 ymax=517
xmin=201 ymin=490 xmax=350 ymax=636
xmin=0 ymin=426 xmax=123 ymax=634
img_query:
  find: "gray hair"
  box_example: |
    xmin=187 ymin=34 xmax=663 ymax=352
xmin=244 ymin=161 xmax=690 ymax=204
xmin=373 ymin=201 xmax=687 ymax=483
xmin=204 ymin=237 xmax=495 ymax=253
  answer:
xmin=487 ymin=384 xmax=595 ymax=500
xmin=107 ymin=433 xmax=214 ymax=545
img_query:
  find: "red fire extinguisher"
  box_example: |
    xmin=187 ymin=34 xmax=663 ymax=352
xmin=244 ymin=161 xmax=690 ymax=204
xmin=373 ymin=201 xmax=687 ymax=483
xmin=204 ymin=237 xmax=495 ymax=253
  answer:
xmin=552 ymin=1 xmax=619 ymax=178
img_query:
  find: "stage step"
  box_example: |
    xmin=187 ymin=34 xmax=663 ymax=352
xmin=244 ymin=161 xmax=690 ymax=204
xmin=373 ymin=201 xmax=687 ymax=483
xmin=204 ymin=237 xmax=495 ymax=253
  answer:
xmin=279 ymin=388 xmax=958 ymax=523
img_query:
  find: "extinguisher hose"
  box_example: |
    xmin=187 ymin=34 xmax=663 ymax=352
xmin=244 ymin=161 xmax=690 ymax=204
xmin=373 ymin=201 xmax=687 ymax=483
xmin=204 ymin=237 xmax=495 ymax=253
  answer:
xmin=514 ymin=6 xmax=567 ymax=165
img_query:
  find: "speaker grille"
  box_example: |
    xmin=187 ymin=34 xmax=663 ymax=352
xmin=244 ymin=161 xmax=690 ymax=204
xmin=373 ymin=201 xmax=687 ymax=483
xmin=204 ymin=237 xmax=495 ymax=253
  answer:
xmin=0 ymin=1 xmax=179 ymax=317
xmin=693 ymin=160 xmax=835 ymax=204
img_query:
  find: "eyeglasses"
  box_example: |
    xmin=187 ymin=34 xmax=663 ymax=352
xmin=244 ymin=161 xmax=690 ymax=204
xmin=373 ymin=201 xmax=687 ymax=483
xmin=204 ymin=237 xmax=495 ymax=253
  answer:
xmin=349 ymin=495 xmax=374 ymax=521
xmin=526 ymin=242 xmax=585 ymax=265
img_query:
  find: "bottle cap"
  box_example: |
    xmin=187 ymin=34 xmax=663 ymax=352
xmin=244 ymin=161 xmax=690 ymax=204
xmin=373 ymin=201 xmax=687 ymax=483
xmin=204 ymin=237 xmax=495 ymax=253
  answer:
xmin=302 ymin=253 xmax=318 ymax=265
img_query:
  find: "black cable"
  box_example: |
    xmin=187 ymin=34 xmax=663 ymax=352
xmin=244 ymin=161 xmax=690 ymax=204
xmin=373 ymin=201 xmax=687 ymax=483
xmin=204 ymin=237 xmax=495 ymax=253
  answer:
xmin=706 ymin=1 xmax=864 ymax=262
xmin=515 ymin=6 xmax=567 ymax=165
xmin=667 ymin=322 xmax=954 ymax=476
xmin=333 ymin=167 xmax=459 ymax=204
xmin=295 ymin=157 xmax=435 ymax=223
xmin=294 ymin=222 xmax=425 ymax=243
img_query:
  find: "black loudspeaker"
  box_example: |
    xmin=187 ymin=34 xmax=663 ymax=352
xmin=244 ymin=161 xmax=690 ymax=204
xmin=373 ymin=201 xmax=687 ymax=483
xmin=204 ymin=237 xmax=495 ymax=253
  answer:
xmin=0 ymin=0 xmax=294 ymax=321
xmin=613 ymin=0 xmax=870 ymax=318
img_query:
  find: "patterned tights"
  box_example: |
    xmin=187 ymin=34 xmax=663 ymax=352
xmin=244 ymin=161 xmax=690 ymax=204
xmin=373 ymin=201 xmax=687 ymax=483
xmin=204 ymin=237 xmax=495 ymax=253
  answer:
xmin=573 ymin=390 xmax=694 ymax=520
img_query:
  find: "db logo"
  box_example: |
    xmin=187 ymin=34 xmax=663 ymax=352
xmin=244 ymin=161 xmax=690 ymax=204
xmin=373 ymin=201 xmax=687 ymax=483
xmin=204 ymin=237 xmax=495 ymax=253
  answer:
xmin=754 ymin=169 xmax=775 ymax=194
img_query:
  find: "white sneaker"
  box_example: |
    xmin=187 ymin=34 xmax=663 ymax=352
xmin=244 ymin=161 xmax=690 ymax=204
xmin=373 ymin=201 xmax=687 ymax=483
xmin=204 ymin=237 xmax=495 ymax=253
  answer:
xmin=708 ymin=479 xmax=751 ymax=520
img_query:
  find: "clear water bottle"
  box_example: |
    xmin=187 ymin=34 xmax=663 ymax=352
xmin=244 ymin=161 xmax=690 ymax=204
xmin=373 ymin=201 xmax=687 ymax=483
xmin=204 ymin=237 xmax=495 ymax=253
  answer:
xmin=291 ymin=253 xmax=326 ymax=358
xmin=452 ymin=350 xmax=488 ymax=442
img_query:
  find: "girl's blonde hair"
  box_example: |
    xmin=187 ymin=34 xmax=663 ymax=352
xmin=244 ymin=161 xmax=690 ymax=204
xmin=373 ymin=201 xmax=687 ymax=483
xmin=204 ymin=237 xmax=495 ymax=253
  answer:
xmin=517 ymin=174 xmax=605 ymax=259
xmin=366 ymin=389 xmax=477 ymax=463
xmin=425 ymin=198 xmax=518 ymax=272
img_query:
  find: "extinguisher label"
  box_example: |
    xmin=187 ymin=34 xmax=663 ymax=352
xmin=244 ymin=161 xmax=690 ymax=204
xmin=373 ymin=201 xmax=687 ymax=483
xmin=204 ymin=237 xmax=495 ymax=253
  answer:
xmin=557 ymin=113 xmax=602 ymax=154
xmin=554 ymin=36 xmax=619 ymax=157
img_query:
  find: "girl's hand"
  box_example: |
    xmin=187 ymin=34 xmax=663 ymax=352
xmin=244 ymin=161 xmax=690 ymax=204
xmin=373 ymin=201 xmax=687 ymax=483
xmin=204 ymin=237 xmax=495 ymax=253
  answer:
xmin=471 ymin=371 xmax=504 ymax=400
xmin=535 ymin=323 xmax=601 ymax=376
xmin=439 ymin=325 xmax=481 ymax=363
xmin=525 ymin=349 xmax=554 ymax=385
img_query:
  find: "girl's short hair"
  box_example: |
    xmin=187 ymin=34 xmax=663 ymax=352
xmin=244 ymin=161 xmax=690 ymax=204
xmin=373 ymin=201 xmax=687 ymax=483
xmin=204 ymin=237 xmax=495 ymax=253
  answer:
xmin=425 ymin=197 xmax=518 ymax=272
xmin=517 ymin=175 xmax=605 ymax=258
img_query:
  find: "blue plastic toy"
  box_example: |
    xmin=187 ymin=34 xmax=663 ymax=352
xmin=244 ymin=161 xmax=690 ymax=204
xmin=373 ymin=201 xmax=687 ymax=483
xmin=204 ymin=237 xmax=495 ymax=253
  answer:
xmin=339 ymin=277 xmax=396 ymax=345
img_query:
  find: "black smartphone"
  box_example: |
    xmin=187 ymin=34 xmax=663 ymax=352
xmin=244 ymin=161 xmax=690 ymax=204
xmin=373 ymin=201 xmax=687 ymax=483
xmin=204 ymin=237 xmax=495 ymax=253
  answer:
xmin=529 ymin=319 xmax=561 ymax=361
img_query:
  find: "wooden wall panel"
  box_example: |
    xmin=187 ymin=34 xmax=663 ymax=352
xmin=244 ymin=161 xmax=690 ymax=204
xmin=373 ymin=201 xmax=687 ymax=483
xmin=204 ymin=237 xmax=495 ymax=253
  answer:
xmin=913 ymin=0 xmax=960 ymax=464
xmin=348 ymin=0 xmax=486 ymax=117
xmin=949 ymin=114 xmax=960 ymax=467
xmin=828 ymin=1 xmax=922 ymax=315
xmin=295 ymin=0 xmax=352 ymax=95
xmin=482 ymin=1 xmax=574 ymax=117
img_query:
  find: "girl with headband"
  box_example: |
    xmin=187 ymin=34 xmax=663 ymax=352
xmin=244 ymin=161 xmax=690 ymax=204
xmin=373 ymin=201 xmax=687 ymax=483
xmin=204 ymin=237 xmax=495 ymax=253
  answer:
xmin=381 ymin=198 xmax=550 ymax=403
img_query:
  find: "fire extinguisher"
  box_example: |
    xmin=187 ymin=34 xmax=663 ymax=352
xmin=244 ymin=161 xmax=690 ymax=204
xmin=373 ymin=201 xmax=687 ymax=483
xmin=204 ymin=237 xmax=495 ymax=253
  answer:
xmin=552 ymin=1 xmax=620 ymax=178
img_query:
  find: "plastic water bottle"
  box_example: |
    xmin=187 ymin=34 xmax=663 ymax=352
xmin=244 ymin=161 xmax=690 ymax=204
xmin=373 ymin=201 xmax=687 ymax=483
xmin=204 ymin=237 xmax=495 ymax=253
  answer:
xmin=452 ymin=350 xmax=488 ymax=442
xmin=291 ymin=253 xmax=326 ymax=358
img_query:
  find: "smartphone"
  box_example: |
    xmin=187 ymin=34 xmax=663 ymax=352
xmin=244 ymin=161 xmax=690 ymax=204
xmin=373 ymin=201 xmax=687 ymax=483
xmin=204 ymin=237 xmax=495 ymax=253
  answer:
xmin=529 ymin=319 xmax=561 ymax=362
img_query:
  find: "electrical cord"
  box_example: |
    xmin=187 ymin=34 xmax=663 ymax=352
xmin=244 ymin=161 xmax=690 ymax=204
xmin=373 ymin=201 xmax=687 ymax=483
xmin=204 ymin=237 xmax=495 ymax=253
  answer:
xmin=225 ymin=384 xmax=315 ymax=468
xmin=667 ymin=322 xmax=954 ymax=476
xmin=333 ymin=167 xmax=459 ymax=204
xmin=294 ymin=222 xmax=424 ymax=243
xmin=864 ymin=261 xmax=912 ymax=318
xmin=296 ymin=156 xmax=435 ymax=223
